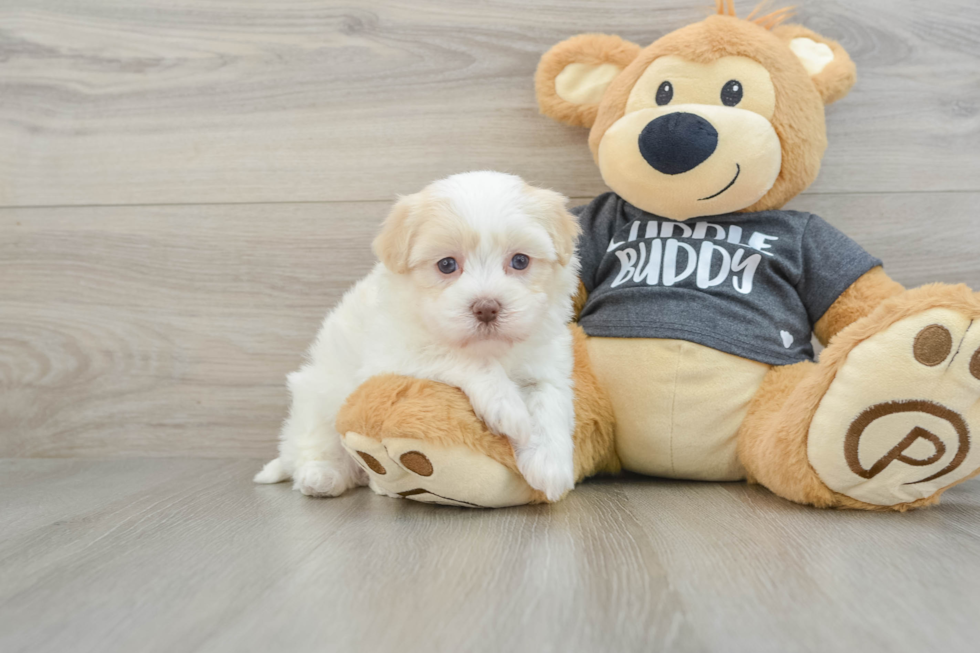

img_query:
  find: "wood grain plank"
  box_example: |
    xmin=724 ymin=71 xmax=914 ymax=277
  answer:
xmin=2 ymin=191 xmax=979 ymax=458
xmin=0 ymin=201 xmax=381 ymax=457
xmin=1 ymin=459 xmax=977 ymax=653
xmin=621 ymin=476 xmax=980 ymax=653
xmin=0 ymin=458 xmax=701 ymax=653
xmin=1 ymin=0 xmax=978 ymax=207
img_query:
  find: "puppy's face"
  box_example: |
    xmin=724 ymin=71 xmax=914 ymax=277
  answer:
xmin=373 ymin=172 xmax=579 ymax=348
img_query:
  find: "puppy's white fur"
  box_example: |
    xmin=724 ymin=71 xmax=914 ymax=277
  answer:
xmin=255 ymin=171 xmax=581 ymax=501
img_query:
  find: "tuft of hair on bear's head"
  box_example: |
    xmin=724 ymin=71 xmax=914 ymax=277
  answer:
xmin=715 ymin=0 xmax=796 ymax=30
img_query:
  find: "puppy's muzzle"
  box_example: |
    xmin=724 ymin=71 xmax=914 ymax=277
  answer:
xmin=638 ymin=112 xmax=718 ymax=175
xmin=471 ymin=299 xmax=501 ymax=324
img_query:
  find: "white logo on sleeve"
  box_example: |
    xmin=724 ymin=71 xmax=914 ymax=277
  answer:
xmin=780 ymin=330 xmax=795 ymax=348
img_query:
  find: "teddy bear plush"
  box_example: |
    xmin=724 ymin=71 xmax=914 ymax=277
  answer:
xmin=335 ymin=2 xmax=980 ymax=511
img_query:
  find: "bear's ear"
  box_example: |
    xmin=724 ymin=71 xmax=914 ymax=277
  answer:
xmin=535 ymin=34 xmax=641 ymax=128
xmin=773 ymin=25 xmax=857 ymax=105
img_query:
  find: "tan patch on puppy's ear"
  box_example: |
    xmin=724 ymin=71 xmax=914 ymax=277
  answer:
xmin=372 ymin=193 xmax=420 ymax=274
xmin=536 ymin=34 xmax=641 ymax=128
xmin=773 ymin=25 xmax=857 ymax=105
xmin=524 ymin=185 xmax=580 ymax=266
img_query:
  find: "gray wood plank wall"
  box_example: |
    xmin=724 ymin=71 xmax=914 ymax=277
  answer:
xmin=2 ymin=0 xmax=979 ymax=458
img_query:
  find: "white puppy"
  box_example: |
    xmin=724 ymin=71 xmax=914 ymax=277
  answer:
xmin=254 ymin=171 xmax=581 ymax=501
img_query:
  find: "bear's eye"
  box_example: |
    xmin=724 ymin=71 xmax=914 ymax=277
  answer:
xmin=721 ymin=80 xmax=743 ymax=106
xmin=437 ymin=257 xmax=458 ymax=274
xmin=656 ymin=81 xmax=673 ymax=106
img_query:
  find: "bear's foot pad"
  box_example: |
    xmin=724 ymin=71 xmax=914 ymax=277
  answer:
xmin=340 ymin=431 xmax=542 ymax=508
xmin=809 ymin=308 xmax=980 ymax=506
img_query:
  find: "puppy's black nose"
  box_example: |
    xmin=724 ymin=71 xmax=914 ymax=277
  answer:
xmin=472 ymin=299 xmax=501 ymax=324
xmin=638 ymin=112 xmax=718 ymax=175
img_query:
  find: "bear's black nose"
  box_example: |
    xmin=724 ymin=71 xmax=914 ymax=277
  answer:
xmin=638 ymin=112 xmax=718 ymax=175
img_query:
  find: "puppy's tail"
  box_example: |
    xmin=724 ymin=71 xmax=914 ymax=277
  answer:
xmin=253 ymin=457 xmax=290 ymax=484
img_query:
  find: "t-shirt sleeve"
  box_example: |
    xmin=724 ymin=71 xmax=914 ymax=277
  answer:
xmin=796 ymin=214 xmax=883 ymax=324
xmin=572 ymin=193 xmax=619 ymax=293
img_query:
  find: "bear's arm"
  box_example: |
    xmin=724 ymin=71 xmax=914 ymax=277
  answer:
xmin=572 ymin=280 xmax=589 ymax=321
xmin=813 ymin=267 xmax=905 ymax=345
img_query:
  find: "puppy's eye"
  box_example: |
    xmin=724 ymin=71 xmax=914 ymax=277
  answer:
xmin=656 ymin=81 xmax=673 ymax=106
xmin=437 ymin=257 xmax=458 ymax=274
xmin=721 ymin=80 xmax=743 ymax=106
xmin=510 ymin=253 xmax=530 ymax=270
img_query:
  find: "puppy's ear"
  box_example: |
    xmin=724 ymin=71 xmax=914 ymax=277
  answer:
xmin=535 ymin=34 xmax=641 ymax=128
xmin=525 ymin=186 xmax=581 ymax=266
xmin=373 ymin=194 xmax=418 ymax=274
xmin=773 ymin=25 xmax=857 ymax=105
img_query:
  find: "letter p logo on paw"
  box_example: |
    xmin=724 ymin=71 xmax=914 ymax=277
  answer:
xmin=807 ymin=309 xmax=980 ymax=506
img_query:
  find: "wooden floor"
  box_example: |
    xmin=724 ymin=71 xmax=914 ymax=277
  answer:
xmin=3 ymin=0 xmax=980 ymax=651
xmin=1 ymin=459 xmax=979 ymax=653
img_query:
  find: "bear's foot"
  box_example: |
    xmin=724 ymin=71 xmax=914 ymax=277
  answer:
xmin=809 ymin=303 xmax=980 ymax=507
xmin=332 ymin=330 xmax=618 ymax=509
xmin=340 ymin=431 xmax=545 ymax=508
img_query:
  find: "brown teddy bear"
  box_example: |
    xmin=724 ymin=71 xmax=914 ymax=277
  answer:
xmin=336 ymin=2 xmax=980 ymax=510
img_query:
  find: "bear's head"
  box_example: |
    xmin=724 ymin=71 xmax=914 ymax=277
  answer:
xmin=535 ymin=2 xmax=856 ymax=220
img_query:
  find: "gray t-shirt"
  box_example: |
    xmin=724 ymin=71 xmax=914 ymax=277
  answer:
xmin=574 ymin=192 xmax=882 ymax=365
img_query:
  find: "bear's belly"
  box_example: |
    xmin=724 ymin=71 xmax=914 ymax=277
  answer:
xmin=586 ymin=337 xmax=771 ymax=481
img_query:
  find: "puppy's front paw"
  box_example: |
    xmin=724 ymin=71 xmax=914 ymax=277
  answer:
xmin=479 ymin=397 xmax=533 ymax=447
xmin=516 ymin=444 xmax=575 ymax=502
xmin=293 ymin=461 xmax=356 ymax=497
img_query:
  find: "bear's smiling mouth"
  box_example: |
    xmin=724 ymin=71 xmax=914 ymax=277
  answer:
xmin=698 ymin=163 xmax=741 ymax=201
